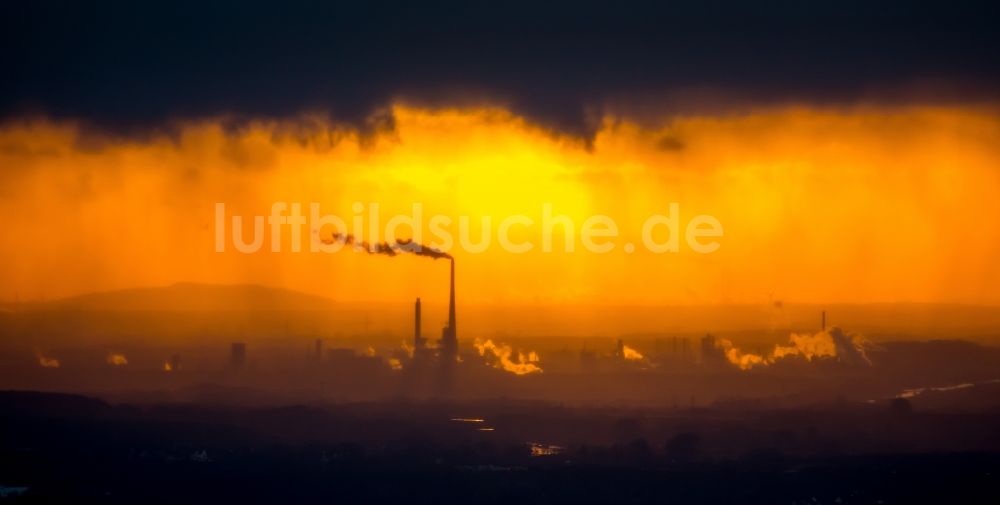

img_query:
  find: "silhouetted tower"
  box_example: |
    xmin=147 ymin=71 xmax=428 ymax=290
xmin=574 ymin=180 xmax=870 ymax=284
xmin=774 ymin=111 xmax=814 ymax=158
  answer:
xmin=414 ymin=297 xmax=426 ymax=351
xmin=700 ymin=334 xmax=714 ymax=359
xmin=439 ymin=259 xmax=458 ymax=362
xmin=615 ymin=339 xmax=625 ymax=360
xmin=230 ymin=342 xmax=246 ymax=368
xmin=821 ymin=310 xmax=826 ymax=332
xmin=699 ymin=334 xmax=725 ymax=365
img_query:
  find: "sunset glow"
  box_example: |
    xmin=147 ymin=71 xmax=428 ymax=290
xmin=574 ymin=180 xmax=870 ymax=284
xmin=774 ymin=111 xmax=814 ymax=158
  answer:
xmin=2 ymin=105 xmax=998 ymax=308
xmin=5 ymin=3 xmax=1000 ymax=501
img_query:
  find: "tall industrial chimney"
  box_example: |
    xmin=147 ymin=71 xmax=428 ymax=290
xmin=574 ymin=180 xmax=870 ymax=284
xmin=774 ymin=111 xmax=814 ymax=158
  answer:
xmin=448 ymin=259 xmax=456 ymax=337
xmin=821 ymin=310 xmax=826 ymax=332
xmin=414 ymin=297 xmax=424 ymax=350
xmin=440 ymin=259 xmax=458 ymax=361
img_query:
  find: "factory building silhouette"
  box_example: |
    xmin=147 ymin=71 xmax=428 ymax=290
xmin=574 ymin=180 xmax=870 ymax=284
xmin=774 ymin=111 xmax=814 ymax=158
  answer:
xmin=220 ymin=259 xmax=460 ymax=395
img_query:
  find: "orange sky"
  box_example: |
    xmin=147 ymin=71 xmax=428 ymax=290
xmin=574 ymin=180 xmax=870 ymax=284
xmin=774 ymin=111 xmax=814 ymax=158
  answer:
xmin=2 ymin=105 xmax=999 ymax=306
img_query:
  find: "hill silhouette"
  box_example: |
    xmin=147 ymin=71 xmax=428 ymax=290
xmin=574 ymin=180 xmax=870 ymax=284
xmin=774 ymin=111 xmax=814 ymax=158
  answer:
xmin=19 ymin=283 xmax=337 ymax=312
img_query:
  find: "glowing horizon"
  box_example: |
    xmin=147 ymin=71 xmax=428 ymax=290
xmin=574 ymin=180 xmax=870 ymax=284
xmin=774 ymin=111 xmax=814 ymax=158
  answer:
xmin=2 ymin=104 xmax=999 ymax=306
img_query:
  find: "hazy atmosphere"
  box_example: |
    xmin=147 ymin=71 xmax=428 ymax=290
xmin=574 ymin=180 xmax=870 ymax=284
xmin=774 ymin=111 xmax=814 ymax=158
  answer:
xmin=3 ymin=1 xmax=1000 ymax=504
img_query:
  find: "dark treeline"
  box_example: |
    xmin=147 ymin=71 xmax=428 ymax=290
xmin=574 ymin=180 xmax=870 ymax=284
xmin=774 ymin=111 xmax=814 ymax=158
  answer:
xmin=1 ymin=391 xmax=999 ymax=503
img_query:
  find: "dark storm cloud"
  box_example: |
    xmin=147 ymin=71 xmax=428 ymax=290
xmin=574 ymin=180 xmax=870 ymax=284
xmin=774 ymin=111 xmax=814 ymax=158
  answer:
xmin=3 ymin=0 xmax=999 ymax=138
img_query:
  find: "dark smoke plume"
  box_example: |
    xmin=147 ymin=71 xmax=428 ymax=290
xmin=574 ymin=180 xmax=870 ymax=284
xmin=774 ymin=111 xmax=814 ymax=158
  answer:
xmin=322 ymin=233 xmax=451 ymax=260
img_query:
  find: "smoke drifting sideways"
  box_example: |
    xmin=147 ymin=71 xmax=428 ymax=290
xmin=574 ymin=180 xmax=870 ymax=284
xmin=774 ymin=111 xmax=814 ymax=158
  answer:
xmin=36 ymin=351 xmax=60 ymax=368
xmin=320 ymin=233 xmax=451 ymax=260
xmin=106 ymin=353 xmax=129 ymax=366
xmin=717 ymin=327 xmax=872 ymax=370
xmin=474 ymin=338 xmax=543 ymax=375
xmin=622 ymin=345 xmax=646 ymax=362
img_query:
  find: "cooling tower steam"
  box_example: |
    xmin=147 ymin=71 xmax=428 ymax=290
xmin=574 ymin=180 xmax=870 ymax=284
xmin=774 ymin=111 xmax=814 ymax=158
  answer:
xmin=717 ymin=326 xmax=871 ymax=370
xmin=474 ymin=338 xmax=542 ymax=375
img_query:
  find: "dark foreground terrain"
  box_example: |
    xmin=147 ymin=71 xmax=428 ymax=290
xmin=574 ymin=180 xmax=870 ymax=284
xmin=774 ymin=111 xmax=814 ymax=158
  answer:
xmin=1 ymin=391 xmax=998 ymax=504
